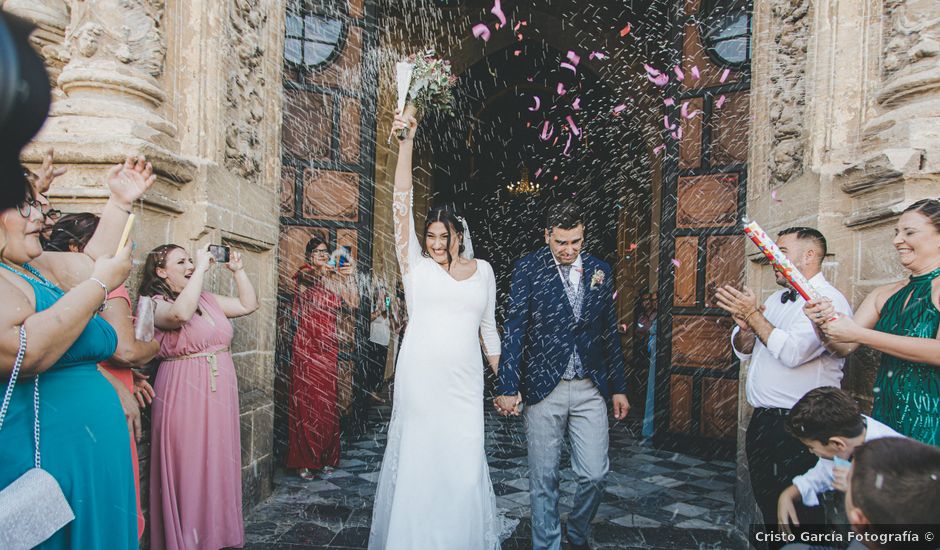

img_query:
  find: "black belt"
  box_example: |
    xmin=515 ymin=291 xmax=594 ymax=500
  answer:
xmin=752 ymin=407 xmax=790 ymax=417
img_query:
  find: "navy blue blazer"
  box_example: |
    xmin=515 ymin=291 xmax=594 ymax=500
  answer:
xmin=497 ymin=247 xmax=628 ymax=405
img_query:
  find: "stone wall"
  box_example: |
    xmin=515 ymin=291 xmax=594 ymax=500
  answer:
xmin=740 ymin=0 xmax=940 ymax=535
xmin=3 ymin=0 xmax=286 ymax=542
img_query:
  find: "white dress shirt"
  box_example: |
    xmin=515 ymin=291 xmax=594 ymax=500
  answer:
xmin=553 ymin=253 xmax=583 ymax=288
xmin=731 ymin=272 xmax=853 ymax=409
xmin=792 ymin=416 xmax=903 ymax=506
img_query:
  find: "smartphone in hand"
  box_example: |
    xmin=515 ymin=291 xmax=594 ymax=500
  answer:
xmin=209 ymin=244 xmax=230 ymax=263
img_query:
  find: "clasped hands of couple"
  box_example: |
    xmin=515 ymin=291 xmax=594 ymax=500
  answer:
xmin=715 ymin=284 xmax=862 ymax=343
xmin=493 ymin=393 xmax=631 ymax=419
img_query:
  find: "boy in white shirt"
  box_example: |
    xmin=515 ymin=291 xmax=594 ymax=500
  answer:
xmin=778 ymin=387 xmax=903 ymax=531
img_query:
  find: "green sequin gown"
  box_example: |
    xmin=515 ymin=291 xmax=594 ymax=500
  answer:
xmin=872 ymin=267 xmax=940 ymax=446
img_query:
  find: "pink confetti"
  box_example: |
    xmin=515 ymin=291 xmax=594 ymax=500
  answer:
xmin=663 ymin=115 xmax=675 ymax=130
xmin=663 ymin=98 xmax=675 ymax=106
xmin=720 ymin=68 xmax=730 ymax=83
xmin=653 ymin=144 xmax=666 ymax=155
xmin=671 ymin=127 xmax=683 ymax=140
xmin=613 ymin=291 xmax=619 ymax=299
xmin=572 ymin=97 xmax=582 ymax=110
xmin=534 ymin=168 xmax=542 ymax=178
xmin=643 ymin=64 xmax=661 ymax=77
xmin=680 ymin=102 xmax=690 ymax=118
xmin=557 ymin=82 xmax=566 ymax=95
xmin=671 ymin=258 xmax=681 ymax=268
xmin=673 ymin=65 xmax=685 ymax=81
xmin=648 ymin=73 xmax=669 ymax=87
xmin=567 ymin=50 xmax=581 ymax=66
xmin=613 ymin=104 xmax=627 ymax=114
xmin=565 ymin=115 xmax=581 ymax=136
xmin=526 ymin=76 xmax=534 ymax=82
xmin=517 ymin=33 xmax=523 ymax=41
xmin=628 ymin=243 xmax=638 ymax=251
xmin=528 ymin=96 xmax=541 ymax=111
xmin=772 ymin=189 xmax=782 ymax=203
xmin=563 ymin=132 xmax=573 ymax=156
xmin=716 ymin=94 xmax=727 ymax=109
xmin=560 ymin=62 xmax=577 ymax=74
xmin=540 ymin=121 xmax=554 ymax=140
xmin=472 ymin=23 xmax=491 ymax=42
xmin=620 ymin=323 xmax=628 ymax=332
xmin=490 ymin=0 xmax=506 ymax=26
xmin=619 ymin=23 xmax=631 ymax=37
xmin=589 ymin=51 xmax=607 ymax=60
xmin=691 ymin=66 xmax=701 ymax=80
xmin=514 ymin=50 xmax=522 ymax=56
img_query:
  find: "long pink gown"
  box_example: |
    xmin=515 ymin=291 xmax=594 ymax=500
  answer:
xmin=149 ymin=292 xmax=244 ymax=550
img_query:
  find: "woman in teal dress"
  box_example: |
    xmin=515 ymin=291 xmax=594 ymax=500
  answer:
xmin=0 ymin=157 xmax=155 ymax=548
xmin=805 ymin=199 xmax=940 ymax=446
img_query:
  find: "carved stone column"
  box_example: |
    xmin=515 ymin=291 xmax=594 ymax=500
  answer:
xmin=834 ymin=0 xmax=940 ymax=210
xmin=28 ymin=0 xmax=194 ymax=187
xmin=2 ymin=0 xmax=70 ymax=85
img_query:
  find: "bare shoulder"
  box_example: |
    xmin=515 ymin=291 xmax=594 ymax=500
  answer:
xmin=869 ymin=280 xmax=908 ymax=310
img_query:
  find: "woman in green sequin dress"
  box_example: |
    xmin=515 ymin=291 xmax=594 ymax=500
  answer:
xmin=805 ymin=199 xmax=940 ymax=446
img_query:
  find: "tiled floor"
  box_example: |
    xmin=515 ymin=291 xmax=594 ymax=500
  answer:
xmin=242 ymin=405 xmax=745 ymax=549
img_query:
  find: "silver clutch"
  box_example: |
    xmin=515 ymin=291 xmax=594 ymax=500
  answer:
xmin=0 ymin=467 xmax=75 ymax=550
xmin=0 ymin=326 xmax=75 ymax=548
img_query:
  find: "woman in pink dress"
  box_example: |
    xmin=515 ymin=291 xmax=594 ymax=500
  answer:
xmin=140 ymin=243 xmax=259 ymax=550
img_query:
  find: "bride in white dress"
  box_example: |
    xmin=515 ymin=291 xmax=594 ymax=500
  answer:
xmin=368 ymin=112 xmax=509 ymax=549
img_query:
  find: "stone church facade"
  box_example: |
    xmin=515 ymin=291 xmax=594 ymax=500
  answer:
xmin=5 ymin=0 xmax=939 ymax=541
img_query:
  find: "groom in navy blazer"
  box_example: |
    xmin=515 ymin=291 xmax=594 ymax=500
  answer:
xmin=496 ymin=200 xmax=629 ymax=550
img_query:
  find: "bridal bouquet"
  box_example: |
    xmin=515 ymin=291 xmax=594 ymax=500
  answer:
xmin=393 ymin=49 xmax=457 ymax=140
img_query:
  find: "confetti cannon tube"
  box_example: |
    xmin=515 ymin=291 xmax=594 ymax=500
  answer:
xmin=743 ymin=220 xmax=821 ymax=301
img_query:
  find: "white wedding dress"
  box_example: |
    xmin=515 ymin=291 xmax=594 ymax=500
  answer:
xmin=368 ymin=189 xmax=512 ymax=549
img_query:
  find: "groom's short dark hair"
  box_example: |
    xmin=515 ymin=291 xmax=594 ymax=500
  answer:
xmin=544 ymin=200 xmax=583 ymax=232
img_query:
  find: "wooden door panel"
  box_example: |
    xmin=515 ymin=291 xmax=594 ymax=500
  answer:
xmin=657 ymin=1 xmax=750 ymax=458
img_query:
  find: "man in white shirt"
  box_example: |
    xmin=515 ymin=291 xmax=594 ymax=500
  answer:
xmin=716 ymin=227 xmax=853 ymax=546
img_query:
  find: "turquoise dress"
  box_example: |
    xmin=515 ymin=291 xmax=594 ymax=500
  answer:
xmin=0 ymin=265 xmax=137 ymax=549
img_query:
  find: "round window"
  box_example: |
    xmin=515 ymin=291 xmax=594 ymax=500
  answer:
xmin=284 ymin=9 xmax=345 ymax=70
xmin=701 ymin=0 xmax=751 ymax=67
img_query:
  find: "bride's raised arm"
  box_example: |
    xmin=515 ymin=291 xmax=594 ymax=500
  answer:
xmin=391 ymin=112 xmax=422 ymax=279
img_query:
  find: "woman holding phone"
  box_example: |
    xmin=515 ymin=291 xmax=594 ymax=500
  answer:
xmin=286 ymin=236 xmax=359 ymax=479
xmin=139 ymin=243 xmax=258 ymax=550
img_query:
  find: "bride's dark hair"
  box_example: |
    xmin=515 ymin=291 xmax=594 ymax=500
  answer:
xmin=422 ymin=204 xmax=465 ymax=268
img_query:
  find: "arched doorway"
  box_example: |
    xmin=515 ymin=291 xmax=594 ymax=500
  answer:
xmin=422 ymin=38 xmax=654 ymax=402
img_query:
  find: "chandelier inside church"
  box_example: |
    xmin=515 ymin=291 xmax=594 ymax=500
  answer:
xmin=505 ymin=166 xmax=540 ymax=196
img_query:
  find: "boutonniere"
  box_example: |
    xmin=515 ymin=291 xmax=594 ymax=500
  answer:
xmin=590 ymin=270 xmax=605 ymax=290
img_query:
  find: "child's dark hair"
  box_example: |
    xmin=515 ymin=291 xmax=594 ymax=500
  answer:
xmin=422 ymin=204 xmax=465 ymax=268
xmin=851 ymin=438 xmax=940 ymax=533
xmin=785 ymin=387 xmax=865 ymax=443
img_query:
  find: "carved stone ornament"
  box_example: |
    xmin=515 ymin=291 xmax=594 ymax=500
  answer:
xmin=766 ymin=0 xmax=810 ymax=188
xmin=3 ymin=0 xmax=71 ymax=84
xmin=57 ymin=0 xmax=167 ymax=106
xmin=224 ymin=0 xmax=268 ymax=180
xmin=883 ymin=0 xmax=940 ymax=79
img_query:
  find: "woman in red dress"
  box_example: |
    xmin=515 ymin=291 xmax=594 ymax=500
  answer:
xmin=287 ymin=237 xmax=359 ymax=479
